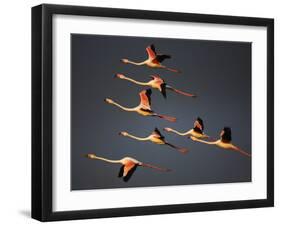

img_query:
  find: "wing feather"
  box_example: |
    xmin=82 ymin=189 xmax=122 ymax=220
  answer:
xmin=123 ymin=162 xmax=136 ymax=177
xmin=155 ymin=54 xmax=171 ymax=63
xmin=146 ymin=45 xmax=156 ymax=59
xmin=153 ymin=128 xmax=165 ymax=139
xmin=139 ymin=89 xmax=152 ymax=107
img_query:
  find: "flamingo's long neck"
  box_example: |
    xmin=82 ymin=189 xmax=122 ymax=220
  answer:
xmin=126 ymin=133 xmax=150 ymax=141
xmin=123 ymin=76 xmax=149 ymax=86
xmin=127 ymin=60 xmax=146 ymax=66
xmin=111 ymin=101 xmax=135 ymax=112
xmin=195 ymin=138 xmax=219 ymax=145
xmin=94 ymin=156 xmax=121 ymax=164
xmin=170 ymin=129 xmax=191 ymax=136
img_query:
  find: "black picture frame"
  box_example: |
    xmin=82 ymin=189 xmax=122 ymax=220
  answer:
xmin=32 ymin=4 xmax=274 ymax=222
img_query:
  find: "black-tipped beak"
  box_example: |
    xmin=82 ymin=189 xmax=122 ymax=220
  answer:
xmin=114 ymin=73 xmax=122 ymax=79
xmin=114 ymin=74 xmax=121 ymax=79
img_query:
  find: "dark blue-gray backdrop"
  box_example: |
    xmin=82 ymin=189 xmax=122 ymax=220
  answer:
xmin=71 ymin=34 xmax=251 ymax=190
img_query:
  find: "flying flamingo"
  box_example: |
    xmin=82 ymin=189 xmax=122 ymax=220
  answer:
xmin=85 ymin=153 xmax=171 ymax=182
xmin=190 ymin=127 xmax=251 ymax=157
xmin=115 ymin=73 xmax=196 ymax=98
xmin=121 ymin=44 xmax=181 ymax=73
xmin=119 ymin=128 xmax=188 ymax=154
xmin=164 ymin=117 xmax=210 ymax=139
xmin=104 ymin=89 xmax=176 ymax=122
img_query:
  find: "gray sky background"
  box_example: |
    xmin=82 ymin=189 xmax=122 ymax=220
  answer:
xmin=71 ymin=34 xmax=252 ymax=190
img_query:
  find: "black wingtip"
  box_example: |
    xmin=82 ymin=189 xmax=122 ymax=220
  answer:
xmin=161 ymin=90 xmax=167 ymax=99
xmin=118 ymin=165 xmax=124 ymax=178
xmin=197 ymin=117 xmax=203 ymax=121
xmin=221 ymin=127 xmax=232 ymax=142
xmin=122 ymin=165 xmax=138 ymax=182
xmin=196 ymin=117 xmax=204 ymax=128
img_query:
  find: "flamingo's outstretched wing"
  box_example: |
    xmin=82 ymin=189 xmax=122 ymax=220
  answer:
xmin=123 ymin=162 xmax=136 ymax=177
xmin=149 ymin=75 xmax=167 ymax=98
xmin=194 ymin=117 xmax=204 ymax=133
xmin=152 ymin=128 xmax=165 ymax=139
xmin=139 ymin=89 xmax=152 ymax=107
xmin=123 ymin=164 xmax=138 ymax=182
xmin=150 ymin=44 xmax=156 ymax=53
xmin=146 ymin=44 xmax=157 ymax=59
xmin=160 ymin=83 xmax=167 ymax=98
xmin=221 ymin=127 xmax=232 ymax=143
xmin=118 ymin=165 xmax=125 ymax=178
xmin=156 ymin=54 xmax=171 ymax=63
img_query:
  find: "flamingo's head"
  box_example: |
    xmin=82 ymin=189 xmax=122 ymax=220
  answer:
xmin=121 ymin=59 xmax=129 ymax=64
xmin=104 ymin=98 xmax=114 ymax=104
xmin=164 ymin=127 xmax=172 ymax=132
xmin=115 ymin=73 xmax=126 ymax=79
xmin=119 ymin=131 xmax=129 ymax=137
xmin=85 ymin=153 xmax=97 ymax=159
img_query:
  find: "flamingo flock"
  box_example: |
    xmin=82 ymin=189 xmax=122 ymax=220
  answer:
xmin=85 ymin=44 xmax=251 ymax=182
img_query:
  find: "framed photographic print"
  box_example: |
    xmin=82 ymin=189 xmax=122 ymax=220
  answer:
xmin=32 ymin=4 xmax=274 ymax=221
